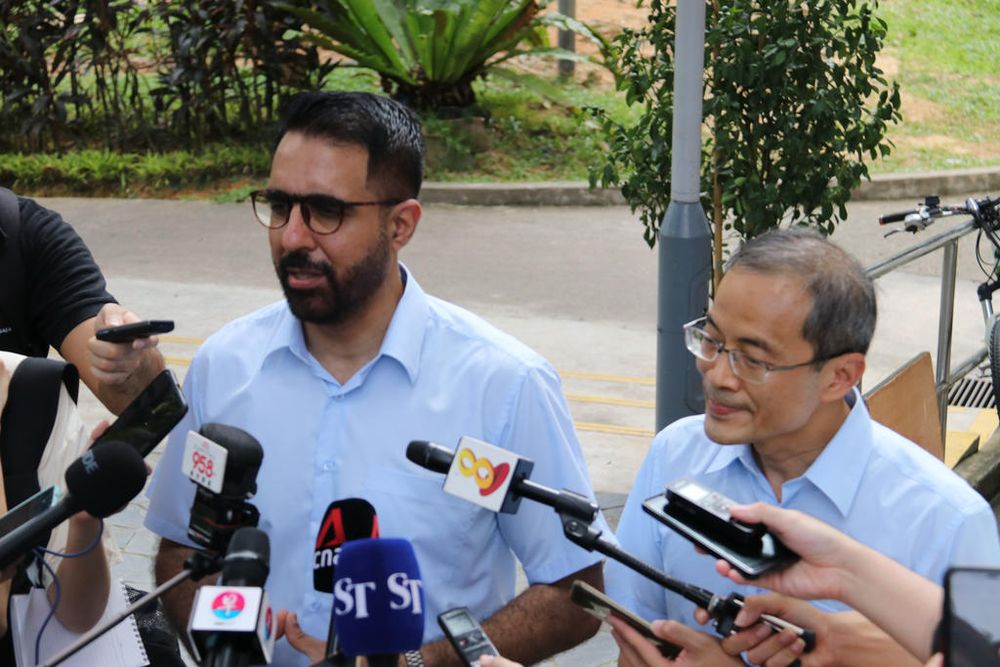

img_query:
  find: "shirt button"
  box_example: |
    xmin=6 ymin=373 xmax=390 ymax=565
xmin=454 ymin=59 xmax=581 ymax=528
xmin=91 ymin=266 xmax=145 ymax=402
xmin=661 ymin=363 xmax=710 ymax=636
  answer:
xmin=323 ymin=461 xmax=336 ymax=471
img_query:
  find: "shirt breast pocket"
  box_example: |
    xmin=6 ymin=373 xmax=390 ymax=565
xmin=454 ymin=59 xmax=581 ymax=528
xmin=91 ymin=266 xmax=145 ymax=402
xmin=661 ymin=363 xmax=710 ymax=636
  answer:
xmin=361 ymin=469 xmax=487 ymax=555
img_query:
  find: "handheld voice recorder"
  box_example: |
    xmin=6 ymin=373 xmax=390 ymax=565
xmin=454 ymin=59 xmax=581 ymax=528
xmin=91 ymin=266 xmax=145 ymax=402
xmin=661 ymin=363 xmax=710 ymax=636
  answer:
xmin=643 ymin=478 xmax=798 ymax=579
xmin=438 ymin=607 xmax=499 ymax=667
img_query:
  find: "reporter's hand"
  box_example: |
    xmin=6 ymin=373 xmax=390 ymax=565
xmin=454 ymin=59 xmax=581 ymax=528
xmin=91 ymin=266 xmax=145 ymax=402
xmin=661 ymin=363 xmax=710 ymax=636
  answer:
xmin=700 ymin=594 xmax=817 ymax=666
xmin=274 ymin=609 xmax=326 ymax=664
xmin=88 ymin=304 xmax=160 ymax=386
xmin=714 ymin=503 xmax=857 ymax=601
xmin=713 ymin=594 xmax=922 ymax=667
xmin=610 ymin=615 xmax=744 ymax=666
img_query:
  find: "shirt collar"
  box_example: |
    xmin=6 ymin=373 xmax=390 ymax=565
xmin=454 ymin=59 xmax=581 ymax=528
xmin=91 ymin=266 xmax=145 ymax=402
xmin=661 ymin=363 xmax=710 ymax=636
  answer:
xmin=264 ymin=263 xmax=427 ymax=385
xmin=799 ymin=387 xmax=872 ymax=515
xmin=377 ymin=263 xmax=426 ymax=384
xmin=704 ymin=440 xmax=750 ymax=475
xmin=702 ymin=387 xmax=873 ymax=516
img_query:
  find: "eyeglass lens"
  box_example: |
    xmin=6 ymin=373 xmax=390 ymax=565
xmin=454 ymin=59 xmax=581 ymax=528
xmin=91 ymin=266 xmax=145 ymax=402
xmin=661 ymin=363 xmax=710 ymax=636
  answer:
xmin=686 ymin=325 xmax=767 ymax=383
xmin=254 ymin=192 xmax=346 ymax=234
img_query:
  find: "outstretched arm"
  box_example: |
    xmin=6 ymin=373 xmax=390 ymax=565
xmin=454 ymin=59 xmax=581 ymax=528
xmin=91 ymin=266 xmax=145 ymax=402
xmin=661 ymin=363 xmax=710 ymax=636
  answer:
xmin=61 ymin=303 xmax=165 ymax=414
xmin=715 ymin=502 xmax=943 ymax=660
xmin=49 ymin=513 xmax=111 ymax=632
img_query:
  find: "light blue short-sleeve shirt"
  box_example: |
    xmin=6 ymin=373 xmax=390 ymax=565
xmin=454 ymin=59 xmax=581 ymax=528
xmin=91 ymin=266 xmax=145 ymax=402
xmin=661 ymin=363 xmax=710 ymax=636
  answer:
xmin=607 ymin=389 xmax=1000 ymax=628
xmin=144 ymin=269 xmax=604 ymax=666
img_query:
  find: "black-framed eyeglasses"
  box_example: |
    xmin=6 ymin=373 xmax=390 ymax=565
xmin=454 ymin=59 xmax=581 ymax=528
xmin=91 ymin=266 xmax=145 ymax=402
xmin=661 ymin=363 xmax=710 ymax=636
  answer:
xmin=683 ymin=316 xmax=837 ymax=385
xmin=250 ymin=189 xmax=404 ymax=236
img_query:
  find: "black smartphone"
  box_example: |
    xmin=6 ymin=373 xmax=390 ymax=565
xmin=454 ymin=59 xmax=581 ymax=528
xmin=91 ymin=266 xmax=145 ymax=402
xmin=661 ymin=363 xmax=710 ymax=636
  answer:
xmin=943 ymin=567 xmax=1000 ymax=667
xmin=95 ymin=319 xmax=174 ymax=343
xmin=642 ymin=488 xmax=797 ymax=579
xmin=437 ymin=607 xmax=499 ymax=667
xmin=92 ymin=369 xmax=188 ymax=457
xmin=0 ymin=486 xmax=60 ymax=568
xmin=569 ymin=580 xmax=682 ymax=659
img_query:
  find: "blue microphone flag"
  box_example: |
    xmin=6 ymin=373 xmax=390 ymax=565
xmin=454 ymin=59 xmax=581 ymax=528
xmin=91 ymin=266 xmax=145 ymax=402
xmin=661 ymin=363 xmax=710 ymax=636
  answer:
xmin=333 ymin=537 xmax=424 ymax=656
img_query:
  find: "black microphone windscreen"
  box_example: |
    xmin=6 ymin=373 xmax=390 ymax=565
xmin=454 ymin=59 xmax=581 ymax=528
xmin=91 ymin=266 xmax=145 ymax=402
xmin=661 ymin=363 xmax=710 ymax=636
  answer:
xmin=405 ymin=440 xmax=453 ymax=474
xmin=313 ymin=498 xmax=379 ymax=593
xmin=199 ymin=423 xmax=263 ymax=497
xmin=221 ymin=526 xmax=270 ymax=587
xmin=64 ymin=441 xmax=147 ymax=518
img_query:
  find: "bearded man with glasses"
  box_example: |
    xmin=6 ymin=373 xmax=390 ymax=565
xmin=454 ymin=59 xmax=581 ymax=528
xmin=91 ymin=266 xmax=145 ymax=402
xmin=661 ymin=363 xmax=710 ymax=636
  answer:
xmin=143 ymin=91 xmax=604 ymax=667
xmin=606 ymin=229 xmax=1000 ymax=667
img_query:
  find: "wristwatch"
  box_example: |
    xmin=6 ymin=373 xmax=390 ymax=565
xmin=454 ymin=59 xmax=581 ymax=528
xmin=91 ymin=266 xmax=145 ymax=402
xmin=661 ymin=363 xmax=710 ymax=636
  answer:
xmin=404 ymin=650 xmax=425 ymax=666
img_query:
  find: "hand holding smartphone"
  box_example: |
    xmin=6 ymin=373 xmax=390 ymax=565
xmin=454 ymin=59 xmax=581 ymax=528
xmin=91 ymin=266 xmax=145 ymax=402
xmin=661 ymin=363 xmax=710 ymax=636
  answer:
xmin=642 ymin=478 xmax=798 ymax=579
xmin=570 ymin=580 xmax=682 ymax=659
xmin=91 ymin=369 xmax=187 ymax=457
xmin=95 ymin=319 xmax=174 ymax=343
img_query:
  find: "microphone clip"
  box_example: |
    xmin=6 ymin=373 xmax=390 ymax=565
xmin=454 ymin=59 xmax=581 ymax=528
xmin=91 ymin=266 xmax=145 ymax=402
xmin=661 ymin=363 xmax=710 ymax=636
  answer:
xmin=560 ymin=512 xmax=605 ymax=551
xmin=183 ymin=550 xmax=223 ymax=581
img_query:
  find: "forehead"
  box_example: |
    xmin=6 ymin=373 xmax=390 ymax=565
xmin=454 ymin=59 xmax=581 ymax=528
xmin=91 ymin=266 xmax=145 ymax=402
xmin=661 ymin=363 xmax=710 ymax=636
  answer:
xmin=268 ymin=132 xmax=371 ymax=195
xmin=709 ymin=268 xmax=813 ymax=354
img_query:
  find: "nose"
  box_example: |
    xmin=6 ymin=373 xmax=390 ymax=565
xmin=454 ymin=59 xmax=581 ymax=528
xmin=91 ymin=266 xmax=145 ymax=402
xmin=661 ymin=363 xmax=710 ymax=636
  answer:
xmin=699 ymin=351 xmax=742 ymax=391
xmin=279 ymin=203 xmax=316 ymax=251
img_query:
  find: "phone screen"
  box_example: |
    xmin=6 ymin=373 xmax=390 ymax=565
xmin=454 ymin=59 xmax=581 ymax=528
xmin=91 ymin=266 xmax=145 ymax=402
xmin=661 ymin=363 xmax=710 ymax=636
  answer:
xmin=93 ymin=369 xmax=188 ymax=457
xmin=0 ymin=486 xmax=60 ymax=567
xmin=570 ymin=581 xmax=682 ymax=659
xmin=0 ymin=486 xmax=59 ymax=537
xmin=945 ymin=568 xmax=1000 ymax=667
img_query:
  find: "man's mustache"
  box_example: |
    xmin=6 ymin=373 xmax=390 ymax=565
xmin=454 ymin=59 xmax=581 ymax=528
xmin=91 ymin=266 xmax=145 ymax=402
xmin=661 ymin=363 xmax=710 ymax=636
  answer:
xmin=278 ymin=252 xmax=334 ymax=278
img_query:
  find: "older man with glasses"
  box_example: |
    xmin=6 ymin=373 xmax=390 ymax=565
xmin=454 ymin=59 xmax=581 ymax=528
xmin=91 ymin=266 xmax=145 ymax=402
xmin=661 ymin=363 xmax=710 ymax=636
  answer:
xmin=143 ymin=91 xmax=605 ymax=667
xmin=606 ymin=228 xmax=1000 ymax=667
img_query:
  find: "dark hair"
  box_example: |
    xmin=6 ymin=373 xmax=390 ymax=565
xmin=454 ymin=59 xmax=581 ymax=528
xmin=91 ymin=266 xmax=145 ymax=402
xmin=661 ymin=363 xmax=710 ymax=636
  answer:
xmin=725 ymin=227 xmax=877 ymax=359
xmin=274 ymin=91 xmax=424 ymax=199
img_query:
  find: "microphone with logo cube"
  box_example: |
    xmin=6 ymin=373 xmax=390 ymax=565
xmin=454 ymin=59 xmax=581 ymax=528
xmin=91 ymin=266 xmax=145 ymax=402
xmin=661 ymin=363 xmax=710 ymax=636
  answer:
xmin=406 ymin=437 xmax=816 ymax=654
xmin=188 ymin=526 xmax=275 ymax=667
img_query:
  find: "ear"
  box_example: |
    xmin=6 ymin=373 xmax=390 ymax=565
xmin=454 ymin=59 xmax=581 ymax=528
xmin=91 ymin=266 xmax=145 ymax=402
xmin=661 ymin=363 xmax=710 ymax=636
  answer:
xmin=388 ymin=199 xmax=421 ymax=250
xmin=819 ymin=352 xmax=866 ymax=403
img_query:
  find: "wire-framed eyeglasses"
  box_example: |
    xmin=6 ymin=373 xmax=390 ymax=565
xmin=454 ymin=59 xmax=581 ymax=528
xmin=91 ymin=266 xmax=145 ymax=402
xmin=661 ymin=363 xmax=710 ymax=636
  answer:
xmin=682 ymin=317 xmax=836 ymax=385
xmin=250 ymin=189 xmax=404 ymax=236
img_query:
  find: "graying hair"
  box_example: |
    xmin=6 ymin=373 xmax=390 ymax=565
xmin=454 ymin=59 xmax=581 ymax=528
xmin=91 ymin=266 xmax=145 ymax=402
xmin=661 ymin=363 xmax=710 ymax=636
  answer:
xmin=725 ymin=228 xmax=876 ymax=359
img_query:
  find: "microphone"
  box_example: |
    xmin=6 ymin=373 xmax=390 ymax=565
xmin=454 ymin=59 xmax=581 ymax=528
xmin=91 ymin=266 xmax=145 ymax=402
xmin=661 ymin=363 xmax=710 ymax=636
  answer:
xmin=313 ymin=499 xmax=379 ymax=663
xmin=407 ymin=440 xmax=817 ymax=653
xmin=333 ymin=538 xmax=424 ymax=667
xmin=184 ymin=423 xmax=264 ymax=552
xmin=188 ymin=527 xmax=275 ymax=667
xmin=0 ymin=441 xmax=146 ymax=568
xmin=406 ymin=439 xmax=597 ymax=521
xmin=314 ymin=499 xmax=379 ymax=592
xmin=39 ymin=428 xmax=269 ymax=667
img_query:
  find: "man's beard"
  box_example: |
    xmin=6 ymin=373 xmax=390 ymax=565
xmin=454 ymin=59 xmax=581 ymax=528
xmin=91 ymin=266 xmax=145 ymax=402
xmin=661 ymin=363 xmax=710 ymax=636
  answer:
xmin=275 ymin=227 xmax=392 ymax=325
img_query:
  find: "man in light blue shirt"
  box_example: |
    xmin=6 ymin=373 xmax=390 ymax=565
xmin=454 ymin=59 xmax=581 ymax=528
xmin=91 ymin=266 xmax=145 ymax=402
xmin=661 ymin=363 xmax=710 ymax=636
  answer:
xmin=607 ymin=229 xmax=1000 ymax=666
xmin=144 ymin=92 xmax=603 ymax=667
